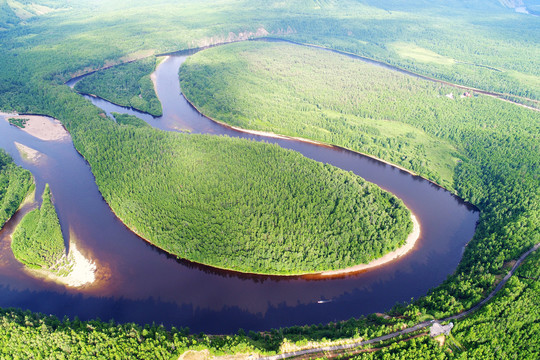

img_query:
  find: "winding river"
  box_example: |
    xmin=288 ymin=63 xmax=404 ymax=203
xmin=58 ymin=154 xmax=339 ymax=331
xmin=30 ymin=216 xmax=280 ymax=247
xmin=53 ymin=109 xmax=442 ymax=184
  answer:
xmin=0 ymin=51 xmax=478 ymax=334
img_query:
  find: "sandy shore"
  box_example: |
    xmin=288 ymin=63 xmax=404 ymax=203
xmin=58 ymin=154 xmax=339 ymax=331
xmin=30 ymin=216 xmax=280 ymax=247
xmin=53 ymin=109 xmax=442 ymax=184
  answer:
xmin=181 ymin=96 xmax=419 ymax=177
xmin=14 ymin=142 xmax=46 ymax=164
xmin=28 ymin=242 xmax=96 ymax=287
xmin=319 ymin=213 xmax=420 ymax=276
xmin=1 ymin=112 xmax=69 ymax=141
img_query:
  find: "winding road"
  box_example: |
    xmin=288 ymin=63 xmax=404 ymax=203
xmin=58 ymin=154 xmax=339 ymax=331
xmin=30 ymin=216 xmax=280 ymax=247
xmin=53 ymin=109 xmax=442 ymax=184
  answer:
xmin=260 ymin=242 xmax=540 ymax=360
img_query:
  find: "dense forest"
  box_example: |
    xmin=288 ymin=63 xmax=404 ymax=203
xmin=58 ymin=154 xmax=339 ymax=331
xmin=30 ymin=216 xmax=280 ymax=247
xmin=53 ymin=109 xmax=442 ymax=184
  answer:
xmin=0 ymin=0 xmax=538 ymax=358
xmin=179 ymin=40 xmax=540 ymax=316
xmin=0 ymin=149 xmax=33 ymax=230
xmin=79 ymin=124 xmax=412 ymax=274
xmin=11 ymin=184 xmax=66 ymax=271
xmin=112 ymin=112 xmax=151 ymax=128
xmin=74 ymin=57 xmax=163 ymax=116
xmin=0 ymin=251 xmax=537 ymax=358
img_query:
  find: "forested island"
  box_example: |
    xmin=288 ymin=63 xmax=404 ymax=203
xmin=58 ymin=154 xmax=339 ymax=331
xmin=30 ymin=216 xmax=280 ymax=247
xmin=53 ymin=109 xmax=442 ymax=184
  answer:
xmin=0 ymin=0 xmax=538 ymax=358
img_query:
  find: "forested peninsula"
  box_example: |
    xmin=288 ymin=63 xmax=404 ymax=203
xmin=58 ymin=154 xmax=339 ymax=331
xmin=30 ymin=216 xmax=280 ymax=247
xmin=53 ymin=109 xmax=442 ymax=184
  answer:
xmin=179 ymin=40 xmax=540 ymax=316
xmin=74 ymin=57 xmax=163 ymax=116
xmin=11 ymin=184 xmax=66 ymax=271
xmin=81 ymin=125 xmax=413 ymax=275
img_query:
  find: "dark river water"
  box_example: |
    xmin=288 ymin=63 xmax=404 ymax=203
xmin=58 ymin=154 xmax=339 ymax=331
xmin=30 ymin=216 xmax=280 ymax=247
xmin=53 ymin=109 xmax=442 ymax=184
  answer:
xmin=0 ymin=52 xmax=478 ymax=334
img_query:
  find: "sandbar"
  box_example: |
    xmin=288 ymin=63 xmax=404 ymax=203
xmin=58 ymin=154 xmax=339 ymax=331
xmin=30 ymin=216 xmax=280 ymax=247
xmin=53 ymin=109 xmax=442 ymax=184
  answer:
xmin=1 ymin=112 xmax=69 ymax=141
xmin=27 ymin=242 xmax=96 ymax=287
xmin=319 ymin=213 xmax=420 ymax=276
xmin=14 ymin=142 xmax=45 ymax=164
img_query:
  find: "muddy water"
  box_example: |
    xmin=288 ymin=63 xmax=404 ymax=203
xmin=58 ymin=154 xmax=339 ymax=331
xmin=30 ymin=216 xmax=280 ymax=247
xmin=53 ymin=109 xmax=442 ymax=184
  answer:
xmin=0 ymin=54 xmax=478 ymax=333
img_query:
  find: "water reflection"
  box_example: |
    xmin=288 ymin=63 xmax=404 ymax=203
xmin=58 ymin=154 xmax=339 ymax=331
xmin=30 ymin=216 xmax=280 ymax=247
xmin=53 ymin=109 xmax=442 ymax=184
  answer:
xmin=0 ymin=52 xmax=478 ymax=333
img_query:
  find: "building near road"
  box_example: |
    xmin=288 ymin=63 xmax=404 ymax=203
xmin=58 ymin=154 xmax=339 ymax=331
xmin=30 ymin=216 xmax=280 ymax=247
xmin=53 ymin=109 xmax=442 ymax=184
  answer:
xmin=430 ymin=322 xmax=454 ymax=337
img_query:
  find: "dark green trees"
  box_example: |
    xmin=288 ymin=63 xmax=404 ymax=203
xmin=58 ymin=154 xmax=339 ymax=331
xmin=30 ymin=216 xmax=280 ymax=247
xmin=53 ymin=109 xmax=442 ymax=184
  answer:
xmin=0 ymin=149 xmax=33 ymax=230
xmin=11 ymin=184 xmax=66 ymax=270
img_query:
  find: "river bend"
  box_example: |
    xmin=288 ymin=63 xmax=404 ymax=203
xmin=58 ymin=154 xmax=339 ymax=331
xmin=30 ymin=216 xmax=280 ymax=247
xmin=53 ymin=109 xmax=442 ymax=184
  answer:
xmin=0 ymin=53 xmax=478 ymax=333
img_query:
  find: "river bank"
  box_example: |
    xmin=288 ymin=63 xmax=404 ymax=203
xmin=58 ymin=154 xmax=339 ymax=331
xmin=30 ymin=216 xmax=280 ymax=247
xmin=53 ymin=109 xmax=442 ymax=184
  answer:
xmin=1 ymin=113 xmax=69 ymax=141
xmin=27 ymin=242 xmax=96 ymax=287
xmin=319 ymin=213 xmax=420 ymax=277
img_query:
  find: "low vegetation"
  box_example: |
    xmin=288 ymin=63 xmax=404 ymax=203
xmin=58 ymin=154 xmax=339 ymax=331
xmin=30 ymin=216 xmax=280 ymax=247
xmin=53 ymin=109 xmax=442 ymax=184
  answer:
xmin=11 ymin=184 xmax=66 ymax=271
xmin=7 ymin=117 xmax=28 ymax=128
xmin=0 ymin=149 xmax=33 ymax=230
xmin=74 ymin=57 xmax=163 ymax=116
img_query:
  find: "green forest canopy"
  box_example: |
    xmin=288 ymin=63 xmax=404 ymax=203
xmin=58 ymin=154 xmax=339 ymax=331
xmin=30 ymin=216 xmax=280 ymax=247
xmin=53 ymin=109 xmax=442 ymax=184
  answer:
xmin=0 ymin=149 xmax=33 ymax=230
xmin=11 ymin=184 xmax=66 ymax=271
xmin=0 ymin=0 xmax=538 ymax=357
xmin=81 ymin=123 xmax=412 ymax=275
xmin=178 ymin=40 xmax=540 ymax=316
xmin=74 ymin=57 xmax=163 ymax=116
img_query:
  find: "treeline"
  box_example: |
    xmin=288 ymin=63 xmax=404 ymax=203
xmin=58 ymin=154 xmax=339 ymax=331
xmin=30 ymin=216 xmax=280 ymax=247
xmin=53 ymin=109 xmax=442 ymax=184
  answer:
xmin=81 ymin=124 xmax=411 ymax=274
xmin=0 ymin=307 xmax=259 ymax=359
xmin=179 ymin=41 xmax=540 ymax=315
xmin=112 ymin=112 xmax=151 ymax=128
xmin=75 ymin=57 xmax=163 ymax=116
xmin=1 ymin=252 xmax=537 ymax=358
xmin=447 ymin=252 xmax=540 ymax=359
xmin=1 ymin=56 xmax=412 ymax=275
xmin=0 ymin=149 xmax=33 ymax=229
xmin=272 ymin=0 xmax=539 ymax=100
xmin=11 ymin=184 xmax=66 ymax=271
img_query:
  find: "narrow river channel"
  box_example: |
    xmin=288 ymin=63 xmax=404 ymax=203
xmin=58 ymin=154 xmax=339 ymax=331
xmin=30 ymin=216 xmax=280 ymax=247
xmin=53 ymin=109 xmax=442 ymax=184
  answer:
xmin=0 ymin=52 xmax=478 ymax=334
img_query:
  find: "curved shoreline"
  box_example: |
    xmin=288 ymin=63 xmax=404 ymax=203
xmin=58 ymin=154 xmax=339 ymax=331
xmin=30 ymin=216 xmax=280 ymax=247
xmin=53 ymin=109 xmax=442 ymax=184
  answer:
xmin=0 ymin=112 xmax=70 ymax=142
xmin=62 ymin=53 xmax=457 ymax=278
xmin=26 ymin=242 xmax=96 ymax=288
xmin=318 ymin=213 xmax=420 ymax=277
xmin=101 ymin=190 xmax=419 ymax=278
xmin=259 ymin=37 xmax=539 ymax=112
xmin=180 ymin=94 xmax=420 ymax=178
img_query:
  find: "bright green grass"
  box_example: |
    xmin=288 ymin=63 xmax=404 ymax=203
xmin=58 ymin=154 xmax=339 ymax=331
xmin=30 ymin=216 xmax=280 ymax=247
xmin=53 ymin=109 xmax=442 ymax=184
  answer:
xmin=11 ymin=184 xmax=66 ymax=270
xmin=390 ymin=42 xmax=455 ymax=66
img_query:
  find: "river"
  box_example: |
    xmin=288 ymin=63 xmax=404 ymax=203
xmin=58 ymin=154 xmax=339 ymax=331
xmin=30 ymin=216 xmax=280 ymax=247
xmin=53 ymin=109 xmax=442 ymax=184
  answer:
xmin=0 ymin=52 xmax=478 ymax=334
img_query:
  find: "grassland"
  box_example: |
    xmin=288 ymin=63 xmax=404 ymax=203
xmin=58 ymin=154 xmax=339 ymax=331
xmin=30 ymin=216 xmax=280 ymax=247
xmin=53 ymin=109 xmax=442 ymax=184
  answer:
xmin=11 ymin=184 xmax=66 ymax=271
